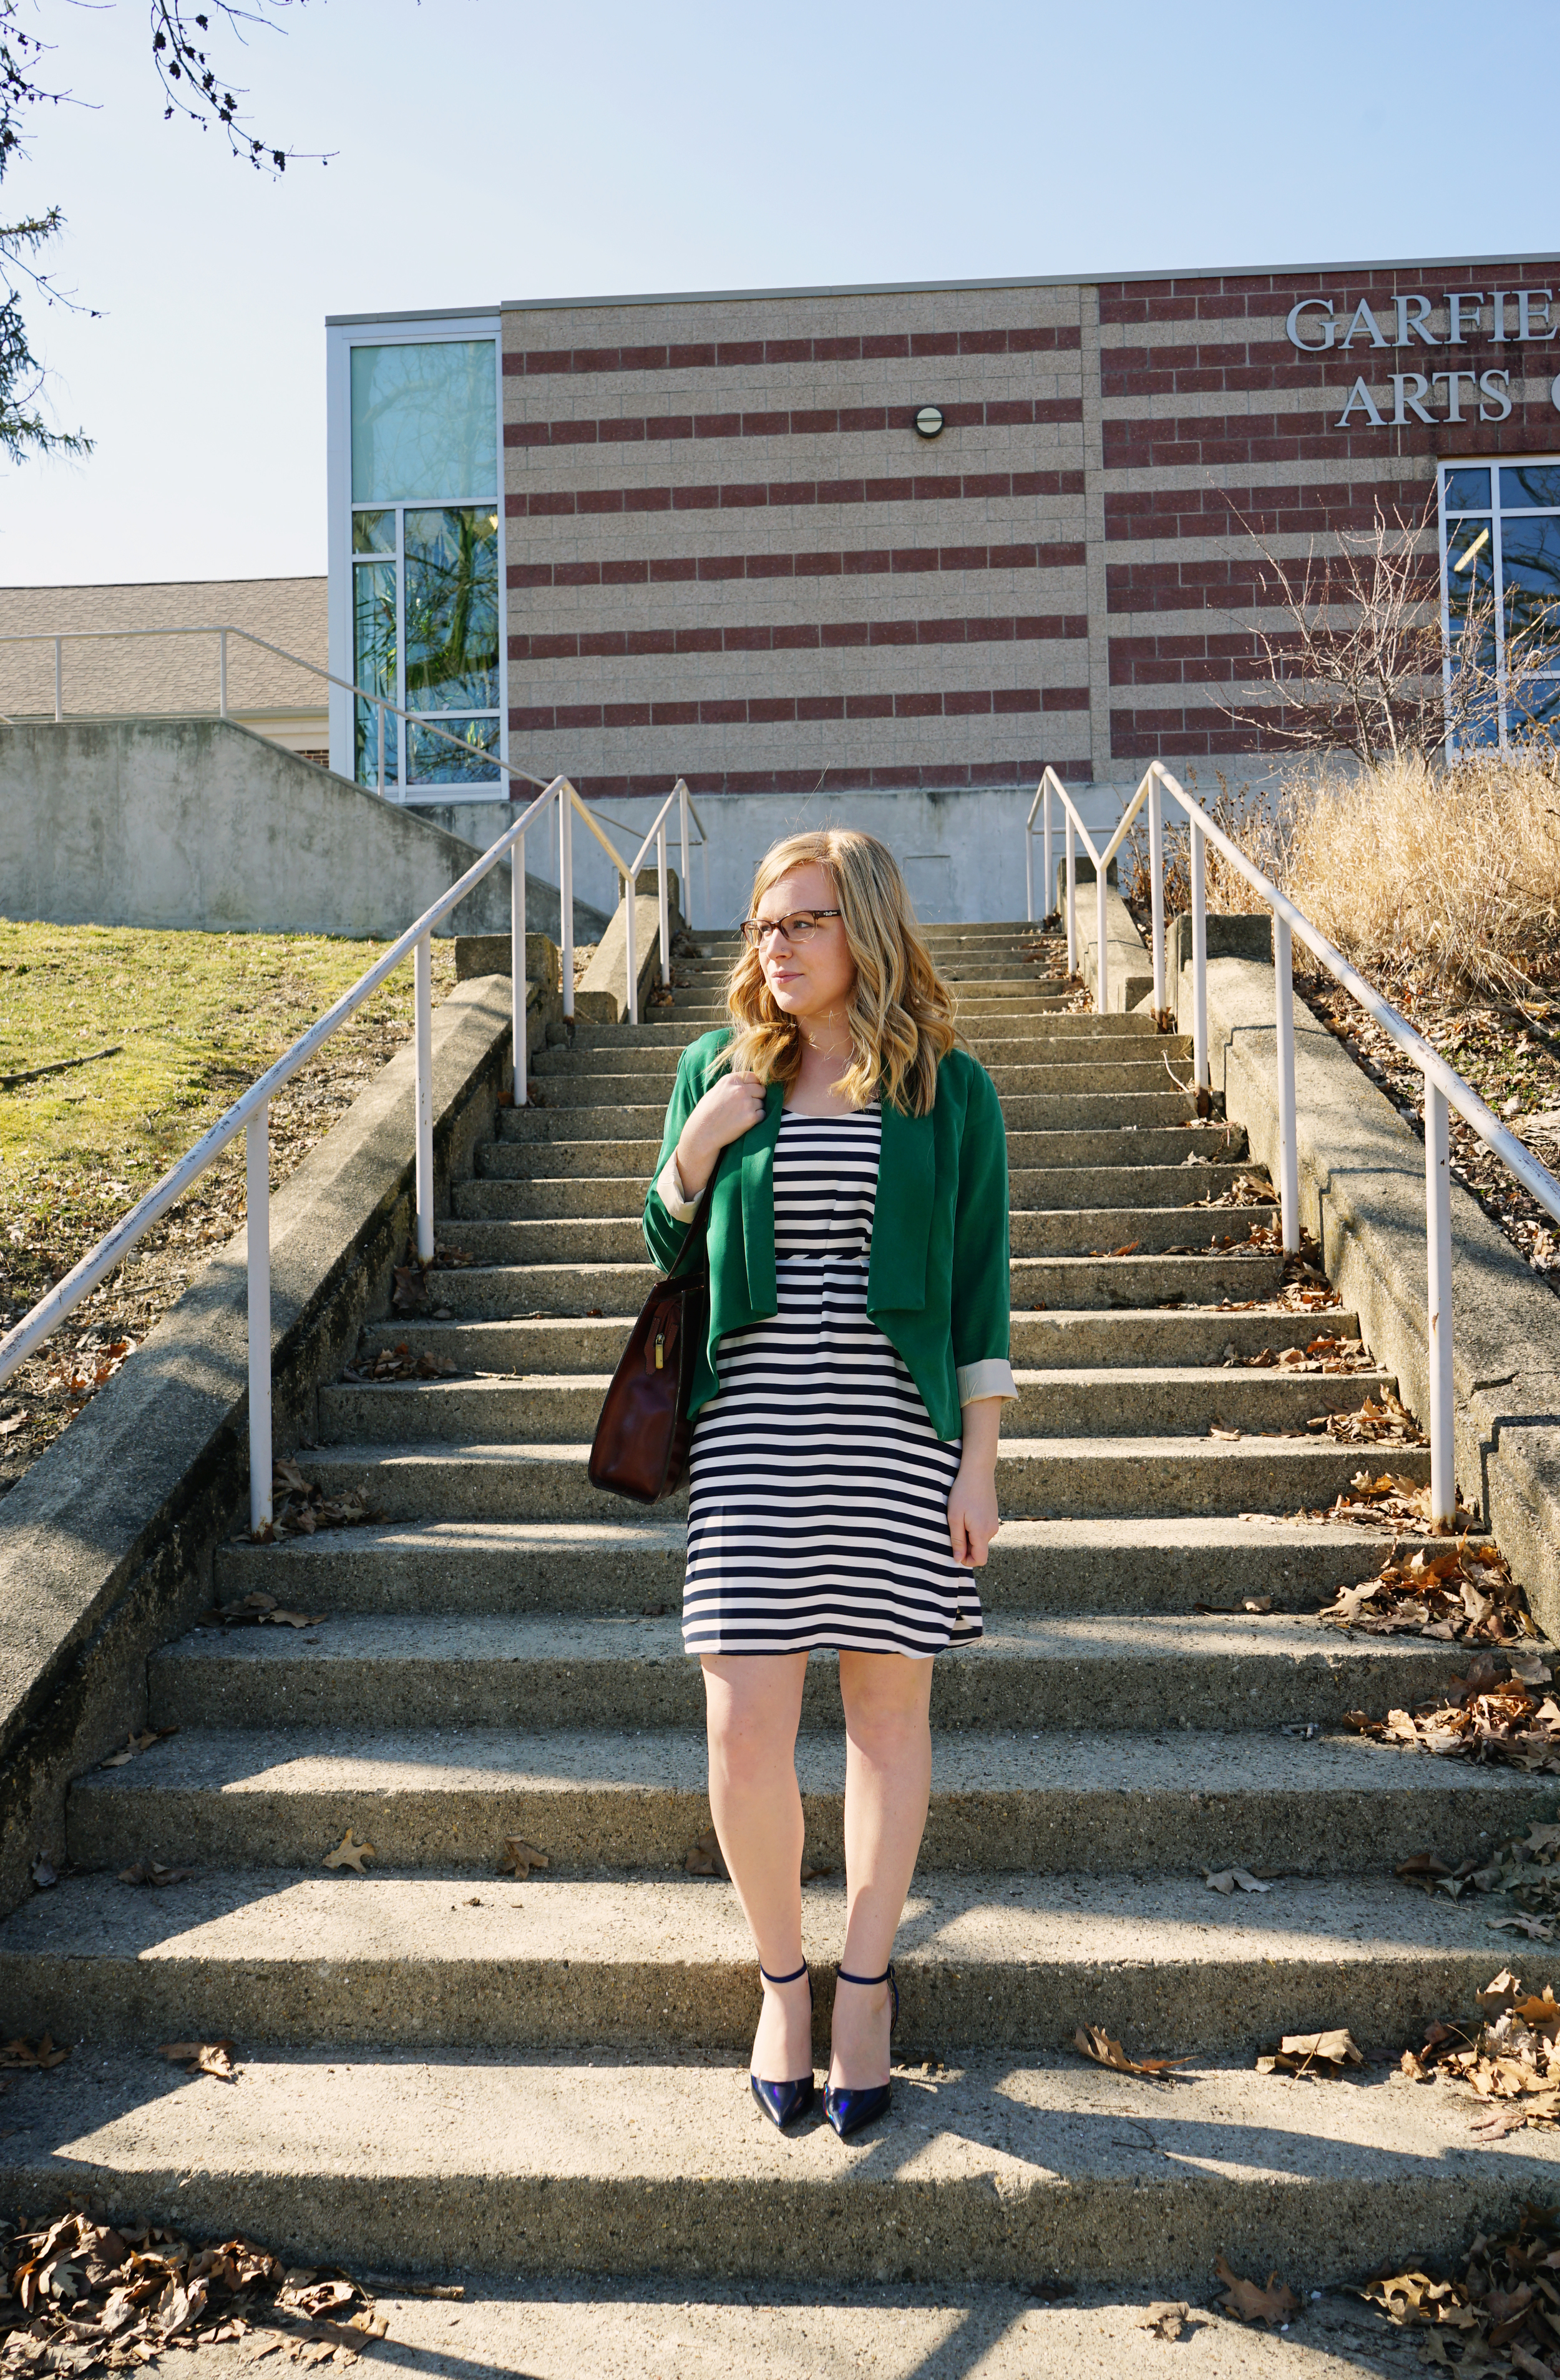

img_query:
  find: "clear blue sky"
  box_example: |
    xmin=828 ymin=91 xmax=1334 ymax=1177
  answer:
xmin=2 ymin=0 xmax=1555 ymax=586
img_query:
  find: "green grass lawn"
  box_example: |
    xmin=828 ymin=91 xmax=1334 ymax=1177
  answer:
xmin=0 ymin=918 xmax=457 ymax=1488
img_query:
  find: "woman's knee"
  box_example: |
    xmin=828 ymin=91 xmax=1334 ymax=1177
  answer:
xmin=838 ymin=1653 xmax=933 ymax=1757
xmin=701 ymin=1654 xmax=806 ymax=1784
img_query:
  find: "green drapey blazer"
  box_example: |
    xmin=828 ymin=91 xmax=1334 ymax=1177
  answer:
xmin=641 ymin=1029 xmax=1011 ymax=1443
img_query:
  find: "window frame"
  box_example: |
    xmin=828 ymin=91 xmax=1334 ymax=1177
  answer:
xmin=1438 ymin=454 xmax=1560 ymax=756
xmin=326 ymin=313 xmax=507 ymax=802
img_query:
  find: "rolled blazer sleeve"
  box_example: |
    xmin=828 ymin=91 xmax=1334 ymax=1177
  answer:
xmin=950 ymin=1062 xmax=1016 ymax=1405
xmin=643 ymin=1037 xmax=718 ymax=1270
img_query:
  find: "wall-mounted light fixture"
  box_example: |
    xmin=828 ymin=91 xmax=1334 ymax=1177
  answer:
xmin=912 ymin=405 xmax=945 ymax=439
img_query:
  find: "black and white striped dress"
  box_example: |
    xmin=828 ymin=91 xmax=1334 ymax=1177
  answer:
xmin=683 ymin=1102 xmax=983 ymax=1658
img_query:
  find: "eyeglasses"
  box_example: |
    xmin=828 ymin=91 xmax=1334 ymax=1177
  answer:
xmin=739 ymin=908 xmax=842 ymax=948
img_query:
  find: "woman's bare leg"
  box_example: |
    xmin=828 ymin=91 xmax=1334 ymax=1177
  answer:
xmin=701 ymin=1651 xmax=812 ymax=2079
xmin=829 ymin=1650 xmax=934 ymax=2089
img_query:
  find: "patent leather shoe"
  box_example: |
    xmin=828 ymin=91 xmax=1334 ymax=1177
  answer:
xmin=749 ymin=1961 xmax=815 ymax=2132
xmin=824 ymin=1961 xmax=899 ymax=2140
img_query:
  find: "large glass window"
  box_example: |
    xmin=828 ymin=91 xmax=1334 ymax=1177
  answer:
xmin=346 ymin=338 xmax=502 ymax=793
xmin=1440 ymin=459 xmax=1560 ymax=749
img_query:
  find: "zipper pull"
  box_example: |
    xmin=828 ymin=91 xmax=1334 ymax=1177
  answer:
xmin=654 ymin=1323 xmax=665 ymax=1370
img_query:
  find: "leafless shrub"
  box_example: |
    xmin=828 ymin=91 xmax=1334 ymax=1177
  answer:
xmin=1120 ymin=771 xmax=1302 ymax=921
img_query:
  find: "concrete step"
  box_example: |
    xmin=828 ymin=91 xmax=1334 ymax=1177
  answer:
xmin=443 ymin=1197 xmax=1277 ymax=1258
xmin=301 ymin=1431 xmax=1417 ymax=1518
xmin=212 ymin=1512 xmax=1438 ymax=1618
xmin=483 ymin=1135 xmax=663 ymax=1177
xmin=453 ymin=1164 xmax=1260 ymax=1221
xmin=316 ymin=1364 xmax=1395 ymax=1447
xmin=64 ymin=1724 xmax=1549 ymax=1878
xmin=4 ymin=2044 xmax=1551 ymax=2287
xmin=484 ymin=1123 xmax=1238 ymax=1176
xmin=532 ymin=1036 xmax=1196 ymax=1079
xmin=145 ymin=1610 xmax=1463 ymax=1739
xmin=354 ymin=1302 xmax=1360 ymax=1377
xmin=401 ymin=1246 xmax=1285 ymax=1320
xmin=500 ymin=1104 xmax=666 ymax=1143
xmin=462 ymin=1172 xmax=652 ymax=1218
xmin=1005 ymin=1125 xmax=1247 ymax=1166
xmin=0 ymin=1870 xmax=1537 ymax=2058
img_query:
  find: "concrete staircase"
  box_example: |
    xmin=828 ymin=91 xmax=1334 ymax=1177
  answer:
xmin=2 ymin=918 xmax=1557 ymax=2288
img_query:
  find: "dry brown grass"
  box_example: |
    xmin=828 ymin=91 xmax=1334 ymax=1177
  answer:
xmin=1280 ymin=752 xmax=1560 ymax=1006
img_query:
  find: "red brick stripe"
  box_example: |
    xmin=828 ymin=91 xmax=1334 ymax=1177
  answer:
xmin=505 ymin=398 xmax=1081 ymax=450
xmin=1111 ymin=701 xmax=1304 ymax=760
xmin=542 ymin=756 xmax=1091 ymax=799
xmin=1106 ymin=556 xmax=1433 ymax=615
xmin=1104 ymin=397 xmax=1559 ymax=471
xmin=510 ymin=686 xmax=1090 ymax=732
xmin=1098 ymin=268 xmax=1560 ymax=328
xmin=510 ymin=613 xmax=1088 ymax=661
xmin=1104 ymin=479 xmax=1417 ymax=541
xmin=507 ymin=470 xmax=1082 ymax=518
xmin=503 ymin=327 xmax=1083 ymax=377
xmin=1109 ymin=632 xmax=1294 ymax=686
xmin=508 ymin=537 xmax=1086 ymax=588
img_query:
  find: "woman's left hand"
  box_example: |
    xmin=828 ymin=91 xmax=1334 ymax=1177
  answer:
xmin=948 ymin=1460 xmax=1001 ymax=1567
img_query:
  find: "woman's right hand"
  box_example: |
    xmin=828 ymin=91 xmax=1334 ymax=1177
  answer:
xmin=675 ymin=1072 xmax=766 ymax=1197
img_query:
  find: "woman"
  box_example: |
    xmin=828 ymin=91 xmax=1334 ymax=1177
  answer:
xmin=642 ymin=828 xmax=1013 ymax=2139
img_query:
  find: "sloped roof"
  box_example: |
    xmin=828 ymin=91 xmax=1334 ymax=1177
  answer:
xmin=0 ymin=578 xmax=328 ymax=719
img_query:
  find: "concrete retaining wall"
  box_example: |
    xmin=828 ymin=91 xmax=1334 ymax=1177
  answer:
xmin=0 ymin=971 xmax=554 ymax=1915
xmin=0 ymin=718 xmax=608 ymax=943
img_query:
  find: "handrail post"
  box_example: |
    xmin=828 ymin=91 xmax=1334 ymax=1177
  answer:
xmin=1095 ymin=857 xmax=1109 ymax=1017
xmin=246 ymin=1105 xmax=272 ymax=1533
xmin=678 ymin=780 xmax=692 ymax=933
xmin=1043 ymin=780 xmax=1053 ymax=923
xmin=559 ymin=786 xmax=575 ymax=1021
xmin=53 ymin=636 xmax=62 ymax=724
xmin=1273 ymin=912 xmax=1299 ymax=1253
xmin=1426 ymin=1081 xmax=1455 ymax=1525
xmin=1024 ymin=804 xmax=1034 ymax=923
xmin=657 ymin=818 xmax=671 ymax=988
xmin=1190 ymin=815 xmax=1209 ymax=1090
xmin=1148 ymin=769 xmax=1166 ymax=1014
xmin=414 ymin=932 xmax=434 ymax=1264
xmin=219 ymin=628 xmax=228 ymax=719
xmin=1064 ymin=813 xmax=1076 ymax=976
xmin=625 ymin=858 xmax=639 ymax=1027
xmin=512 ymin=828 xmax=528 ymax=1109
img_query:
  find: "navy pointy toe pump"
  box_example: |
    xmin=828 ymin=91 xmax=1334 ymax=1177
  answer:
xmin=824 ymin=1961 xmax=899 ymax=2140
xmin=749 ymin=1961 xmax=816 ymax=2132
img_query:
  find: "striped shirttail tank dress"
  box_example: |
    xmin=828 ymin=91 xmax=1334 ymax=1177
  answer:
xmin=681 ymin=1101 xmax=983 ymax=1658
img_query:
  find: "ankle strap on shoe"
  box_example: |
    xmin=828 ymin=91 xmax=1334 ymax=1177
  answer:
xmin=836 ymin=1963 xmax=892 ymax=1986
xmin=758 ymin=1960 xmax=809 ymax=1986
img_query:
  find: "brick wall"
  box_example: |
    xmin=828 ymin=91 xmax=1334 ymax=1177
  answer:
xmin=500 ymin=259 xmax=1560 ymax=791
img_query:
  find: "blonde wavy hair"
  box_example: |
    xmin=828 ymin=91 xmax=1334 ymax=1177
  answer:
xmin=721 ymin=829 xmax=957 ymax=1115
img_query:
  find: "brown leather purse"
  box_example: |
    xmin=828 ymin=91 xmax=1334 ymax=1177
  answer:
xmin=587 ymin=1192 xmax=710 ymax=1503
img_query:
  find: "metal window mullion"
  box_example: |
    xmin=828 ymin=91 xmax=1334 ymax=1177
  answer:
xmin=1491 ymin=495 xmax=1508 ymax=750
xmin=1437 ymin=463 xmax=1455 ymax=760
xmin=395 ymin=503 xmax=407 ymax=795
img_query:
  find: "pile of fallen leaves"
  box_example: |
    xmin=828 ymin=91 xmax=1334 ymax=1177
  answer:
xmin=339 ymin=1343 xmax=457 ymax=1385
xmin=198 ymin=1591 xmax=326 ymax=1631
xmin=1220 ymin=1333 xmax=1375 ymax=1373
xmin=1401 ymin=1970 xmax=1560 ymax=2147
xmin=0 ymin=2208 xmax=388 ymax=2366
xmin=1307 ymin=1389 xmax=1428 ymax=1448
xmin=1347 ymin=1647 xmax=1560 ymax=1772
xmin=1294 ymin=1467 xmax=1479 ymax=1534
xmin=250 ymin=1460 xmax=381 ymax=1547
xmin=1181 ymin=1172 xmax=1278 ymax=1211
xmin=1363 ymin=2198 xmax=1560 ymax=2373
xmin=1321 ymin=1540 xmax=1533 ymax=1644
xmin=389 ymin=1241 xmax=476 ymax=1318
xmin=1397 ymin=1814 xmax=1560 ymax=1932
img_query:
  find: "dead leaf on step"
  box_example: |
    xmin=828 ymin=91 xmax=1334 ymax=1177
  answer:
xmin=800 ymin=1857 xmax=835 ymax=1885
xmin=499 ymin=1837 xmax=550 ymax=1877
xmin=321 ymin=1830 xmax=375 ymax=1873
xmin=1320 ymin=1539 xmax=1531 ymax=1645
xmin=1207 ymin=1424 xmax=1242 ymax=1441
xmin=1139 ymin=2301 xmax=1191 ymax=2339
xmin=1214 ymin=2255 xmax=1299 ymax=2327
xmin=1203 ymin=1868 xmax=1272 ymax=1894
xmin=1073 ymin=2025 xmax=1189 ymax=2081
xmin=683 ymin=1827 xmax=728 ymax=1879
xmin=341 ymin=1342 xmax=459 ymax=1384
xmin=0 ymin=2035 xmax=68 ymax=2069
xmin=1194 ymin=1596 xmax=1272 ymax=1614
xmin=158 ymin=2038 xmax=238 ymax=2082
xmin=118 ymin=1858 xmax=198 ymax=1887
xmin=100 ymin=1724 xmax=179 ymax=1767
xmin=1489 ymin=1913 xmax=1558 ymax=1941
xmin=29 ymin=1852 xmax=56 ymax=1888
xmin=1256 ymin=2028 xmax=1364 ymax=2077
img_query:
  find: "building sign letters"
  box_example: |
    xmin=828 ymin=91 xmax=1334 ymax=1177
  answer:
xmin=1284 ymin=286 xmax=1560 ymax=427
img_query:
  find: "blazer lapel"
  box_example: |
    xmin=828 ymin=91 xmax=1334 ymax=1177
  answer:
xmin=740 ymin=1079 xmax=784 ymax=1314
xmin=870 ymin=1097 xmax=932 ymax=1313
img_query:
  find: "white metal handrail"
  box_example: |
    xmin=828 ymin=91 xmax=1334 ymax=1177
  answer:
xmin=0 ymin=621 xmax=553 ymax=806
xmin=1028 ymin=759 xmax=1560 ymax=1525
xmin=619 ymin=779 xmax=697 ymax=1024
xmin=0 ymin=765 xmax=691 ymax=1533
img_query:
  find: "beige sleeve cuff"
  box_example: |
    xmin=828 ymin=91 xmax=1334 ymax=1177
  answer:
xmin=655 ymin=1152 xmax=700 ymax=1222
xmin=957 ymin=1358 xmax=1017 ymax=1406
